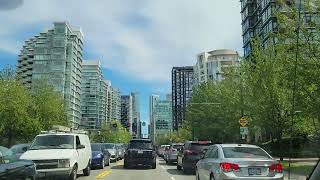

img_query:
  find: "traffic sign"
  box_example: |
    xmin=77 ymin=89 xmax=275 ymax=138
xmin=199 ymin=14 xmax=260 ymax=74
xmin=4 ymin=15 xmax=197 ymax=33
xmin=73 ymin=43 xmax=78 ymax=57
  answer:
xmin=239 ymin=116 xmax=249 ymax=127
xmin=240 ymin=127 xmax=249 ymax=135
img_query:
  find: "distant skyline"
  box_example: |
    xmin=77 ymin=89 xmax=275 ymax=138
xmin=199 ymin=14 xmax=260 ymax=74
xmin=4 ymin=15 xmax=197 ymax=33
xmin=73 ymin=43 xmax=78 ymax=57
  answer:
xmin=0 ymin=0 xmax=243 ymax=135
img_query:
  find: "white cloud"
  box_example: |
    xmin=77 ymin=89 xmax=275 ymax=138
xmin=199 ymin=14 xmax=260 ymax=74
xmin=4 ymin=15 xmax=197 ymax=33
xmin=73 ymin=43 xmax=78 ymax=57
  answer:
xmin=0 ymin=0 xmax=242 ymax=82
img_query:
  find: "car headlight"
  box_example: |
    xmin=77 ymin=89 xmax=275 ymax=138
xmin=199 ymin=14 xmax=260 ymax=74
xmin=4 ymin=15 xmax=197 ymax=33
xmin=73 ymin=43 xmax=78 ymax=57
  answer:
xmin=95 ymin=154 xmax=102 ymax=158
xmin=58 ymin=159 xmax=70 ymax=168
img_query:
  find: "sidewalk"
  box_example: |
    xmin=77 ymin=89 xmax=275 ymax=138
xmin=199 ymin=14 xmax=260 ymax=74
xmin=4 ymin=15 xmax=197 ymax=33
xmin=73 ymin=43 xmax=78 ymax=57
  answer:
xmin=284 ymin=171 xmax=308 ymax=180
xmin=275 ymin=158 xmax=319 ymax=162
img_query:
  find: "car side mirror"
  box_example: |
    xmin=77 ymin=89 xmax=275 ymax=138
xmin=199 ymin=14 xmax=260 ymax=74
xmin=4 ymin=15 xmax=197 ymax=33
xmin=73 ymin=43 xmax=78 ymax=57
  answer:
xmin=22 ymin=147 xmax=28 ymax=152
xmin=77 ymin=144 xmax=85 ymax=149
xmin=200 ymin=152 xmax=205 ymax=159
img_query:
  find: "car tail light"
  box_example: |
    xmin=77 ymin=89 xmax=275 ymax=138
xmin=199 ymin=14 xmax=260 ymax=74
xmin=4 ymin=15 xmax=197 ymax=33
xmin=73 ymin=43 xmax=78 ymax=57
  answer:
xmin=269 ymin=163 xmax=282 ymax=173
xmin=184 ymin=150 xmax=194 ymax=155
xmin=220 ymin=162 xmax=240 ymax=172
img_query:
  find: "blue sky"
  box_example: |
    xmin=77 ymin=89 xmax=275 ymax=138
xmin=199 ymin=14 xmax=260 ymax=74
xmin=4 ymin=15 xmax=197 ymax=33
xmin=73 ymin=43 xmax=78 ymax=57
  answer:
xmin=0 ymin=0 xmax=243 ymax=136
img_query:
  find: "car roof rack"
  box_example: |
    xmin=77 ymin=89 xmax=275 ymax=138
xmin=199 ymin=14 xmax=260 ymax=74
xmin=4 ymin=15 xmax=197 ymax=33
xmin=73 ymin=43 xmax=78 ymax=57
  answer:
xmin=40 ymin=125 xmax=88 ymax=135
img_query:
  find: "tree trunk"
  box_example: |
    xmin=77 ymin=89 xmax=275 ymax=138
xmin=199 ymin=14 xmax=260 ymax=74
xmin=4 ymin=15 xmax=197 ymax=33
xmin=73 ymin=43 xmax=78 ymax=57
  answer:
xmin=7 ymin=130 xmax=12 ymax=148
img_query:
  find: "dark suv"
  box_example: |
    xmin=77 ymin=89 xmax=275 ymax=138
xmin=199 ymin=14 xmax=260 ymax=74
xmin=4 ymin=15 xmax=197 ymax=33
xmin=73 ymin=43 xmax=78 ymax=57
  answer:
xmin=177 ymin=141 xmax=213 ymax=173
xmin=124 ymin=139 xmax=156 ymax=169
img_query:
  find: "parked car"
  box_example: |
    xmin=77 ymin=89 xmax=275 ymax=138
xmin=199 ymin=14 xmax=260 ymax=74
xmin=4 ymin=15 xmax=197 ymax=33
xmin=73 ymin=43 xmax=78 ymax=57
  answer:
xmin=9 ymin=144 xmax=30 ymax=159
xmin=124 ymin=139 xmax=156 ymax=169
xmin=196 ymin=144 xmax=284 ymax=180
xmin=0 ymin=146 xmax=36 ymax=180
xmin=158 ymin=145 xmax=170 ymax=158
xmin=117 ymin=144 xmax=125 ymax=160
xmin=177 ymin=141 xmax=213 ymax=174
xmin=103 ymin=143 xmax=118 ymax=162
xmin=20 ymin=131 xmax=92 ymax=180
xmin=91 ymin=143 xmax=110 ymax=169
xmin=164 ymin=143 xmax=184 ymax=164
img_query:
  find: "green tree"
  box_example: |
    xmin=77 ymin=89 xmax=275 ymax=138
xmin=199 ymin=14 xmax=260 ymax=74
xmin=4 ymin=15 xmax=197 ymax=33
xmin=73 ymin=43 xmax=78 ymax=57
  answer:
xmin=90 ymin=121 xmax=132 ymax=144
xmin=30 ymin=80 xmax=68 ymax=130
xmin=0 ymin=80 xmax=40 ymax=147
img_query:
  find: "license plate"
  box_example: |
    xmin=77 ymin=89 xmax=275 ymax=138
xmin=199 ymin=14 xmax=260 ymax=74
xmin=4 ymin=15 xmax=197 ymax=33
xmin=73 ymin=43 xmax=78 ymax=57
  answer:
xmin=37 ymin=172 xmax=46 ymax=178
xmin=248 ymin=168 xmax=261 ymax=175
xmin=138 ymin=150 xmax=143 ymax=154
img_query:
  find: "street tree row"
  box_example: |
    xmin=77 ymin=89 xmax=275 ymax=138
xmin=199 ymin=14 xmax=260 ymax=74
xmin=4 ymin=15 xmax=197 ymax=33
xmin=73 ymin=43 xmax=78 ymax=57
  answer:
xmin=185 ymin=1 xmax=320 ymax=155
xmin=0 ymin=66 xmax=68 ymax=147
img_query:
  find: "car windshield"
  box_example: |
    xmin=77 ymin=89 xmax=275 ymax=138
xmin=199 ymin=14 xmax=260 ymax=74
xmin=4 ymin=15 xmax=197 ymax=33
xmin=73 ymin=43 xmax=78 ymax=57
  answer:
xmin=29 ymin=135 xmax=74 ymax=150
xmin=91 ymin=144 xmax=102 ymax=151
xmin=190 ymin=143 xmax=213 ymax=151
xmin=104 ymin=144 xmax=115 ymax=149
xmin=9 ymin=144 xmax=29 ymax=153
xmin=223 ymin=147 xmax=271 ymax=159
xmin=129 ymin=141 xmax=153 ymax=149
xmin=172 ymin=145 xmax=183 ymax=149
xmin=0 ymin=147 xmax=18 ymax=164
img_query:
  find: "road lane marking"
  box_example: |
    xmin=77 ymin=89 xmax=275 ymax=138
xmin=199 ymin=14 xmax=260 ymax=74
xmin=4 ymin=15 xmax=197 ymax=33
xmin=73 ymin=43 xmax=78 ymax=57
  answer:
xmin=116 ymin=162 xmax=123 ymax=166
xmin=160 ymin=165 xmax=165 ymax=170
xmin=96 ymin=169 xmax=112 ymax=179
xmin=170 ymin=177 xmax=175 ymax=180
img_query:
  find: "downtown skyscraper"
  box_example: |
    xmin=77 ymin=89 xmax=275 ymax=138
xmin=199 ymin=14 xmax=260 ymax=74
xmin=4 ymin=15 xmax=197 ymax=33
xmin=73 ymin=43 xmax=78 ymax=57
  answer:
xmin=17 ymin=22 xmax=83 ymax=128
xmin=131 ymin=92 xmax=141 ymax=138
xmin=149 ymin=94 xmax=160 ymax=142
xmin=171 ymin=66 xmax=194 ymax=131
xmin=194 ymin=49 xmax=240 ymax=85
xmin=81 ymin=60 xmax=107 ymax=130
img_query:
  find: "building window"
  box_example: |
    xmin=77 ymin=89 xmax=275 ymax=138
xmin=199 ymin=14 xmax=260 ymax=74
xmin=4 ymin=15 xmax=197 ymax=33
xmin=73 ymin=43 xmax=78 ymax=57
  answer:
xmin=261 ymin=5 xmax=274 ymax=25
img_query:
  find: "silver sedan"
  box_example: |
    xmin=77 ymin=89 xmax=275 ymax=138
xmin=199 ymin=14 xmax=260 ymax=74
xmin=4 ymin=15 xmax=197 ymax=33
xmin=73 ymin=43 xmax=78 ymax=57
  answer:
xmin=196 ymin=144 xmax=284 ymax=180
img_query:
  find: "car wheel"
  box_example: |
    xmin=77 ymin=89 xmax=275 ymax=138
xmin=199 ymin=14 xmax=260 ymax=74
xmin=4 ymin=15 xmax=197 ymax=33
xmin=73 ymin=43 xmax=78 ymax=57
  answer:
xmin=69 ymin=165 xmax=77 ymax=180
xmin=152 ymin=162 xmax=156 ymax=169
xmin=106 ymin=158 xmax=110 ymax=166
xmin=100 ymin=158 xmax=105 ymax=169
xmin=83 ymin=161 xmax=91 ymax=176
xmin=124 ymin=161 xmax=129 ymax=169
xmin=182 ymin=165 xmax=189 ymax=174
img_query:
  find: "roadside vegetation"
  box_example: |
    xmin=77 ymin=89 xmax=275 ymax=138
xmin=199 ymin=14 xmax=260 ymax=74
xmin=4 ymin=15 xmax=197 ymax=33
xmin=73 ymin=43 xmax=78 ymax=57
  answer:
xmin=0 ymin=66 xmax=68 ymax=147
xmin=90 ymin=120 xmax=132 ymax=144
xmin=177 ymin=1 xmax=320 ymax=158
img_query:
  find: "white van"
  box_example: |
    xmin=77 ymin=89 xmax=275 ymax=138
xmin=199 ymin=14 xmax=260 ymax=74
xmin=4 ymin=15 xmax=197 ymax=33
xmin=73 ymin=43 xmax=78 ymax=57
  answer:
xmin=20 ymin=132 xmax=91 ymax=180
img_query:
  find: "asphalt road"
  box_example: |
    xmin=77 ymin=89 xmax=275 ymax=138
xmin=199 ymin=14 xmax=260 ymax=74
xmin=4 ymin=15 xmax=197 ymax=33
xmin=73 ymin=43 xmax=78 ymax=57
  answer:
xmin=77 ymin=158 xmax=195 ymax=180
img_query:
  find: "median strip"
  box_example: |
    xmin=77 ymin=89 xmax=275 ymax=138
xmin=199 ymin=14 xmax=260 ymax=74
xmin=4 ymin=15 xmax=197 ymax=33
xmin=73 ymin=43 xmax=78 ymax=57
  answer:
xmin=96 ymin=169 xmax=112 ymax=179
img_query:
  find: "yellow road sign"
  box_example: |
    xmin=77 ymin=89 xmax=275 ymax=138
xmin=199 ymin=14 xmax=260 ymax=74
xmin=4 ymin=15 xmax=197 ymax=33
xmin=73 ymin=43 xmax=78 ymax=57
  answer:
xmin=239 ymin=116 xmax=249 ymax=127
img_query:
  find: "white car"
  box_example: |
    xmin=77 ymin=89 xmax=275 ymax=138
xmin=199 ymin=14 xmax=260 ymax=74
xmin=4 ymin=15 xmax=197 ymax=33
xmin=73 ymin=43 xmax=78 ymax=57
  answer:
xmin=20 ymin=132 xmax=92 ymax=180
xmin=196 ymin=144 xmax=284 ymax=180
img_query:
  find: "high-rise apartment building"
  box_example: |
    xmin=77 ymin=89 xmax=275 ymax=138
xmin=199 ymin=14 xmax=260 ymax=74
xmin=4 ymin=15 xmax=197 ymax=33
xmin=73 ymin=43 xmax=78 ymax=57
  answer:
xmin=149 ymin=94 xmax=160 ymax=142
xmin=241 ymin=0 xmax=302 ymax=57
xmin=121 ymin=95 xmax=133 ymax=133
xmin=154 ymin=100 xmax=172 ymax=136
xmin=111 ymin=87 xmax=121 ymax=122
xmin=131 ymin=92 xmax=141 ymax=138
xmin=171 ymin=67 xmax=194 ymax=131
xmin=194 ymin=49 xmax=240 ymax=85
xmin=105 ymin=80 xmax=112 ymax=122
xmin=17 ymin=22 xmax=83 ymax=128
xmin=80 ymin=60 xmax=106 ymax=130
